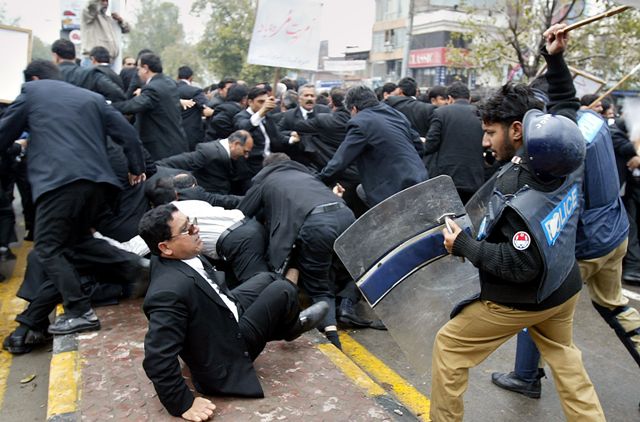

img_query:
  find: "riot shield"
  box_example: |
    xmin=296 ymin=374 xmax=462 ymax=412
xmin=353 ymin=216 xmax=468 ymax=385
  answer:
xmin=335 ymin=175 xmax=480 ymax=377
xmin=464 ymin=172 xmax=497 ymax=237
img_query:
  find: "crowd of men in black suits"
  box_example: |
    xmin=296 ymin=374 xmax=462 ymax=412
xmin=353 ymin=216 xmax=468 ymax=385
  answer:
xmin=1 ymin=38 xmax=639 ymax=421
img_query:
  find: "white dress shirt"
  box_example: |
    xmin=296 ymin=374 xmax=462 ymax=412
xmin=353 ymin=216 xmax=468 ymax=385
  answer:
xmin=93 ymin=200 xmax=244 ymax=260
xmin=183 ymin=257 xmax=239 ymax=322
xmin=246 ymin=107 xmax=271 ymax=156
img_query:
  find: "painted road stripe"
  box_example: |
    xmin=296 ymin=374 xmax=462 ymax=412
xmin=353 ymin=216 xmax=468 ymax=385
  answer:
xmin=0 ymin=243 xmax=30 ymax=410
xmin=47 ymin=306 xmax=81 ymax=421
xmin=623 ymin=288 xmax=640 ymax=302
xmin=339 ymin=332 xmax=431 ymax=421
xmin=318 ymin=343 xmax=386 ymax=396
xmin=47 ymin=350 xmax=80 ymax=419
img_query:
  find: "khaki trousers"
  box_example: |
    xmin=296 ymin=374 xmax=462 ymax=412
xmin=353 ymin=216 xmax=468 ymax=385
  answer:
xmin=430 ymin=294 xmax=605 ymax=422
xmin=579 ymin=238 xmax=640 ymax=357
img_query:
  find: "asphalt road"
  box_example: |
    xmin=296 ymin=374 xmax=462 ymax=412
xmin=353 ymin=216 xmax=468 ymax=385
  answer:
xmin=348 ymin=282 xmax=640 ymax=421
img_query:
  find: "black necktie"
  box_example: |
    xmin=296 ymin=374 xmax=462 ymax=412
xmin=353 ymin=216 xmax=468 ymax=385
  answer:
xmin=198 ymin=256 xmax=235 ymax=301
xmin=306 ymin=111 xmax=315 ymax=120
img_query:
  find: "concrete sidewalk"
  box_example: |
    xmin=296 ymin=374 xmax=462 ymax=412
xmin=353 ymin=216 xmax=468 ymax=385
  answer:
xmin=48 ymin=299 xmax=416 ymax=421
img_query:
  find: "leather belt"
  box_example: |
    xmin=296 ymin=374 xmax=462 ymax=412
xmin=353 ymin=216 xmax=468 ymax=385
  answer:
xmin=216 ymin=218 xmax=247 ymax=258
xmin=309 ymin=202 xmax=346 ymax=215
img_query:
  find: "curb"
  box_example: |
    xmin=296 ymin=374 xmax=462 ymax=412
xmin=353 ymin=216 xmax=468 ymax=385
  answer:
xmin=46 ymin=306 xmax=81 ymax=422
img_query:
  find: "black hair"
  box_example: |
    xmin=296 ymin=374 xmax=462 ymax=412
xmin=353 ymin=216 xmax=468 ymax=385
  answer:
xmin=218 ymin=77 xmax=237 ymax=89
xmin=329 ymin=87 xmax=345 ymax=108
xmin=397 ymin=77 xmax=418 ymax=97
xmin=51 ymin=39 xmax=76 ymax=60
xmin=24 ymin=60 xmax=62 ymax=81
xmin=172 ymin=173 xmax=197 ymax=189
xmin=139 ymin=53 xmax=163 ymax=73
xmin=136 ymin=49 xmax=153 ymax=60
xmin=263 ymin=152 xmax=291 ymax=167
xmin=178 ymin=66 xmax=193 ymax=80
xmin=446 ymin=81 xmax=470 ymax=100
xmin=427 ymin=85 xmax=447 ymax=101
xmin=226 ymin=84 xmax=249 ymax=103
xmin=228 ymin=130 xmax=252 ymax=145
xmin=89 ymin=46 xmax=111 ymax=64
xmin=248 ymin=86 xmax=269 ymax=101
xmin=580 ymin=94 xmax=599 ymax=107
xmin=345 ymin=85 xmax=379 ymax=111
xmin=480 ymin=83 xmax=544 ymax=126
xmin=416 ymin=93 xmax=429 ymax=103
xmin=147 ymin=177 xmax=177 ymax=207
xmin=280 ymin=77 xmax=297 ymax=91
xmin=282 ymin=90 xmax=299 ymax=110
xmin=138 ymin=203 xmax=179 ymax=256
xmin=382 ymin=82 xmax=397 ymax=97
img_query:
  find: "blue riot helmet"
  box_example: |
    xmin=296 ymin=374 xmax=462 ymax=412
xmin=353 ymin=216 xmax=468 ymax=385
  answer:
xmin=522 ymin=109 xmax=586 ymax=182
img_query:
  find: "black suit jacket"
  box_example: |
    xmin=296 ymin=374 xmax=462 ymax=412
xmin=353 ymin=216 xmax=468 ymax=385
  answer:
xmin=277 ymin=104 xmax=331 ymax=133
xmin=59 ymin=61 xmax=126 ymax=103
xmin=424 ymin=99 xmax=484 ymax=193
xmin=155 ymin=140 xmax=233 ymax=194
xmin=177 ymin=81 xmax=208 ymax=150
xmin=276 ymin=105 xmax=330 ymax=164
xmin=238 ymin=160 xmax=344 ymax=270
xmin=0 ymin=79 xmax=144 ymax=202
xmin=143 ymin=256 xmax=262 ymax=417
xmin=386 ymin=95 xmax=435 ymax=137
xmin=319 ymin=103 xmax=427 ymax=206
xmin=205 ymin=101 xmax=243 ymax=141
xmin=292 ymin=106 xmax=360 ymax=183
xmin=113 ymin=73 xmax=188 ymax=161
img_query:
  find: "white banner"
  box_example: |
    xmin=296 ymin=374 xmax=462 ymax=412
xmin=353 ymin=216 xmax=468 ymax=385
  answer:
xmin=247 ymin=0 xmax=323 ymax=71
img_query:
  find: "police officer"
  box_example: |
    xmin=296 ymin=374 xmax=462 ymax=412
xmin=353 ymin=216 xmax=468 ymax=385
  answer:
xmin=429 ymin=24 xmax=605 ymax=421
xmin=491 ymin=108 xmax=640 ymax=399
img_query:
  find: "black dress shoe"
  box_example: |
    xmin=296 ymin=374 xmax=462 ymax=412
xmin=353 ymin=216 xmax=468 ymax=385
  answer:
xmin=491 ymin=371 xmax=541 ymax=398
xmin=3 ymin=329 xmax=52 ymax=354
xmin=48 ymin=309 xmax=101 ymax=335
xmin=368 ymin=319 xmax=388 ymax=330
xmin=285 ymin=302 xmax=329 ymax=341
xmin=337 ymin=298 xmax=373 ymax=328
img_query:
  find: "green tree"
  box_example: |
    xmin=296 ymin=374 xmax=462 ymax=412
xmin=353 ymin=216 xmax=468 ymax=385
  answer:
xmin=192 ymin=0 xmax=275 ymax=84
xmin=125 ymin=1 xmax=185 ymax=60
xmin=31 ymin=36 xmax=51 ymax=60
xmin=452 ymin=0 xmax=640 ymax=87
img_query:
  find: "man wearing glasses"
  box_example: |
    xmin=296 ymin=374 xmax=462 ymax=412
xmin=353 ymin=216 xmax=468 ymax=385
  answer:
xmin=138 ymin=204 xmax=328 ymax=421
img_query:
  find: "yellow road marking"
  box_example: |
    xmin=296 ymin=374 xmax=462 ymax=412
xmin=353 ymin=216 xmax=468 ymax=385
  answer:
xmin=318 ymin=343 xmax=386 ymax=396
xmin=47 ymin=351 xmax=80 ymax=418
xmin=339 ymin=332 xmax=431 ymax=421
xmin=0 ymin=243 xmax=31 ymax=409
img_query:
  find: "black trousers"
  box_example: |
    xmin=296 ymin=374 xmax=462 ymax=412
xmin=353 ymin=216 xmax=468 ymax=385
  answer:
xmin=16 ymin=237 xmax=142 ymax=329
xmin=0 ymin=181 xmax=16 ymax=247
xmin=33 ymin=181 xmax=112 ymax=317
xmin=218 ymin=218 xmax=270 ymax=284
xmin=295 ymin=207 xmax=355 ymax=328
xmin=233 ymin=273 xmax=300 ymax=360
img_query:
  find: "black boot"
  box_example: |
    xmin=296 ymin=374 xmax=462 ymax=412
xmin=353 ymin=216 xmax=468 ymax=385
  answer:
xmin=337 ymin=298 xmax=373 ymax=328
xmin=491 ymin=371 xmax=542 ymax=398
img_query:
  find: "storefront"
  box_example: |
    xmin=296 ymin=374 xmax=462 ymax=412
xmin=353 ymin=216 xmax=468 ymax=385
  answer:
xmin=408 ymin=47 xmax=475 ymax=88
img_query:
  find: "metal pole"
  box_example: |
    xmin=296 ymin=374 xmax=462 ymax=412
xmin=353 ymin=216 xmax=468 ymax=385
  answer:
xmin=400 ymin=0 xmax=415 ymax=78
